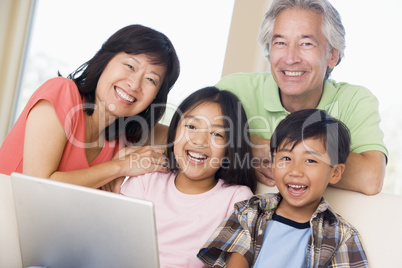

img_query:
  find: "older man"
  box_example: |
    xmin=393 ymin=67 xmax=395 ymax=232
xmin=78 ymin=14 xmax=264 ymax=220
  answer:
xmin=216 ymin=0 xmax=387 ymax=195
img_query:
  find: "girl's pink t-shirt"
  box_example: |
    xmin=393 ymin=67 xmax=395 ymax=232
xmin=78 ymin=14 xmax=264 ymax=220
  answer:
xmin=121 ymin=172 xmax=253 ymax=268
xmin=0 ymin=77 xmax=118 ymax=175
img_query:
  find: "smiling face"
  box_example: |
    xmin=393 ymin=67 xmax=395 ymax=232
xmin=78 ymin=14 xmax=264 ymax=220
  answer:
xmin=272 ymin=137 xmax=344 ymax=221
xmin=95 ymin=52 xmax=166 ymax=121
xmin=173 ymin=102 xmax=227 ymax=192
xmin=269 ymin=8 xmax=339 ymax=112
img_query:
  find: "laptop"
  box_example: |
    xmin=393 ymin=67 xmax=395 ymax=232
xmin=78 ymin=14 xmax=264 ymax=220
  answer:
xmin=10 ymin=172 xmax=160 ymax=268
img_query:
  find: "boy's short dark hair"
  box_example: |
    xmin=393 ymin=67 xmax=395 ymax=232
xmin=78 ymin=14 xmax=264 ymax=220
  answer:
xmin=270 ymin=109 xmax=351 ymax=166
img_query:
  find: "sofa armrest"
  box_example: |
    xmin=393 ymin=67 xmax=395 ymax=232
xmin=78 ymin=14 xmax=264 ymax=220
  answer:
xmin=0 ymin=173 xmax=23 ymax=268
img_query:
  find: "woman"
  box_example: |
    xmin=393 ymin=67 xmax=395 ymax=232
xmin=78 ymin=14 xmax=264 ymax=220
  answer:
xmin=0 ymin=24 xmax=180 ymax=191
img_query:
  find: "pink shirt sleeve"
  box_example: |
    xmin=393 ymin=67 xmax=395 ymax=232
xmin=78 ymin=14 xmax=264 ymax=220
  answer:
xmin=224 ymin=186 xmax=253 ymax=217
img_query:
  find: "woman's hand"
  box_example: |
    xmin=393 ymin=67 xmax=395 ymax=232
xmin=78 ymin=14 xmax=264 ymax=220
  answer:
xmin=105 ymin=146 xmax=169 ymax=193
xmin=113 ymin=145 xmax=169 ymax=177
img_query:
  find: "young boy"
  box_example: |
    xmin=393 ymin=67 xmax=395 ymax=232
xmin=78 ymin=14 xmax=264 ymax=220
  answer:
xmin=197 ymin=109 xmax=368 ymax=268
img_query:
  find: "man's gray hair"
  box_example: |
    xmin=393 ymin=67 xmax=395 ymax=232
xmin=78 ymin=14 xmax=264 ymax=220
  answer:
xmin=258 ymin=0 xmax=345 ymax=80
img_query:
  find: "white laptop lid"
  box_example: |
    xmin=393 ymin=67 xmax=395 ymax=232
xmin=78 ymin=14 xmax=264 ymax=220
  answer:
xmin=10 ymin=172 xmax=160 ymax=268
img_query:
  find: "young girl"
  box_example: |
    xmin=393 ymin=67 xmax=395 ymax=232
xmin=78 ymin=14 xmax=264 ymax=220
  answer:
xmin=120 ymin=86 xmax=257 ymax=268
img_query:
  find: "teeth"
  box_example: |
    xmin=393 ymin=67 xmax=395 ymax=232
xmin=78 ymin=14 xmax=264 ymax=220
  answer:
xmin=115 ymin=88 xmax=135 ymax=103
xmin=284 ymin=71 xmax=304 ymax=77
xmin=288 ymin=184 xmax=306 ymax=189
xmin=187 ymin=151 xmax=208 ymax=162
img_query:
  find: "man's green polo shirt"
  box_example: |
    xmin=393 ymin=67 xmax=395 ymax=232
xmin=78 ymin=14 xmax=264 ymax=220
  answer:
xmin=216 ymin=72 xmax=388 ymax=156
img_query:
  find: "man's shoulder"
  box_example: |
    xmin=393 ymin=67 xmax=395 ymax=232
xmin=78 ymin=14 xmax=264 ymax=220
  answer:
xmin=216 ymin=72 xmax=272 ymax=90
xmin=324 ymin=79 xmax=380 ymax=115
xmin=326 ymin=79 xmax=375 ymax=97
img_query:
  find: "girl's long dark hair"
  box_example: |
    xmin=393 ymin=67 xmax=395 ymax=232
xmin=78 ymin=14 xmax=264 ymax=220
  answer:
xmin=166 ymin=87 xmax=257 ymax=192
xmin=67 ymin=24 xmax=180 ymax=144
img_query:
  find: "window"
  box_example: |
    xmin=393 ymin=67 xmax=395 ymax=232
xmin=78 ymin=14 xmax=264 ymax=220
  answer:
xmin=13 ymin=0 xmax=235 ymax=124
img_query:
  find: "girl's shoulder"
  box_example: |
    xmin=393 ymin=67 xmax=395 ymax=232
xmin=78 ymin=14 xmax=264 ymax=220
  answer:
xmin=124 ymin=171 xmax=175 ymax=186
xmin=120 ymin=171 xmax=175 ymax=197
xmin=217 ymin=180 xmax=253 ymax=199
xmin=144 ymin=171 xmax=175 ymax=181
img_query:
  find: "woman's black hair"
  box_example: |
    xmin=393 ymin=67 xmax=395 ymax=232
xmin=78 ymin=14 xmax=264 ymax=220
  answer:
xmin=166 ymin=86 xmax=257 ymax=192
xmin=67 ymin=24 xmax=180 ymax=144
xmin=270 ymin=109 xmax=351 ymax=166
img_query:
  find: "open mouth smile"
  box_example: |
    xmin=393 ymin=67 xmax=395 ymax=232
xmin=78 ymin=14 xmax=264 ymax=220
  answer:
xmin=287 ymin=184 xmax=308 ymax=196
xmin=186 ymin=150 xmax=209 ymax=164
xmin=284 ymin=71 xmax=305 ymax=77
xmin=115 ymin=87 xmax=137 ymax=103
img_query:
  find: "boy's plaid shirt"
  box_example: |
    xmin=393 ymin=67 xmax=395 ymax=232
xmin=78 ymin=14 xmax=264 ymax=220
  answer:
xmin=198 ymin=193 xmax=368 ymax=268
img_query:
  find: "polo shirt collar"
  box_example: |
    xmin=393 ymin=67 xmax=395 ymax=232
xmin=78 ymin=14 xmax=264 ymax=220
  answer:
xmin=263 ymin=75 xmax=286 ymax=112
xmin=317 ymin=80 xmax=337 ymax=110
xmin=264 ymin=75 xmax=337 ymax=112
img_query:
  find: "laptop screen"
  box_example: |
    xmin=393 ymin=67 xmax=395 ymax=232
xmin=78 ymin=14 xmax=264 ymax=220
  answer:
xmin=11 ymin=172 xmax=160 ymax=268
